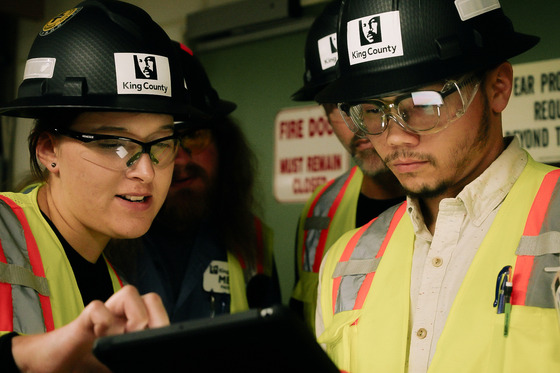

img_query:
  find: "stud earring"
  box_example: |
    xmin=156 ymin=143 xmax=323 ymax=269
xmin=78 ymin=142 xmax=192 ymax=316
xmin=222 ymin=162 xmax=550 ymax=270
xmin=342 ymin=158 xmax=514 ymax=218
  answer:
xmin=51 ymin=162 xmax=56 ymax=168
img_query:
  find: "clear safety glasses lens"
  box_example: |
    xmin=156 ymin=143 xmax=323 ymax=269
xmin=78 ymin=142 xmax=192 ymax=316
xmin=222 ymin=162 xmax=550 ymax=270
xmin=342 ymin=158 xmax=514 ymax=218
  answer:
xmin=178 ymin=128 xmax=212 ymax=155
xmin=53 ymin=128 xmax=179 ymax=171
xmin=338 ymin=74 xmax=480 ymax=136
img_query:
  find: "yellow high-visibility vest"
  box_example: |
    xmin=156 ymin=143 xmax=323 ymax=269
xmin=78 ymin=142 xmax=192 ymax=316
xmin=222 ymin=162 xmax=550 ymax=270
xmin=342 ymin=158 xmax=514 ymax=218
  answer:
xmin=292 ymin=166 xmax=363 ymax=329
xmin=319 ymin=157 xmax=560 ymax=372
xmin=229 ymin=216 xmax=275 ymax=313
xmin=0 ymin=186 xmax=122 ymax=336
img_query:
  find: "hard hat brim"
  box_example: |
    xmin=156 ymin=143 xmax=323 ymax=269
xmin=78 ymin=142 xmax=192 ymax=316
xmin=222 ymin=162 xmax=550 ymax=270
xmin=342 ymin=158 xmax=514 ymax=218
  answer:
xmin=290 ymin=84 xmax=326 ymax=102
xmin=0 ymin=95 xmax=192 ymax=120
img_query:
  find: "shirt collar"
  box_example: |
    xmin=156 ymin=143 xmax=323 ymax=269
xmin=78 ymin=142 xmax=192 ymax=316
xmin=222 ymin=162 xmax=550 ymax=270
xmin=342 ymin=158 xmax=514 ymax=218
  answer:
xmin=407 ymin=136 xmax=528 ymax=235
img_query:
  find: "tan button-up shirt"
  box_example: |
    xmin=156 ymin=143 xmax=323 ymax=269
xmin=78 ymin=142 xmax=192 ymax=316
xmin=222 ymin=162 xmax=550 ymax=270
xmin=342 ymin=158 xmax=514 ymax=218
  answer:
xmin=407 ymin=137 xmax=527 ymax=371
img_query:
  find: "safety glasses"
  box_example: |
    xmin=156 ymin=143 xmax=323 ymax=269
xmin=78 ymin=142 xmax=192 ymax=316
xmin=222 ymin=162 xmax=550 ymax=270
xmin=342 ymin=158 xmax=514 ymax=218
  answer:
xmin=338 ymin=74 xmax=481 ymax=136
xmin=177 ymin=128 xmax=213 ymax=155
xmin=52 ymin=127 xmax=179 ymax=171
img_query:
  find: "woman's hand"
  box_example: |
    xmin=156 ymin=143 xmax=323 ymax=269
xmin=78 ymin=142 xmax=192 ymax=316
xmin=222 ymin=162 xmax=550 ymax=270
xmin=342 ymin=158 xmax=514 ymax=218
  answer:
xmin=12 ymin=285 xmax=169 ymax=373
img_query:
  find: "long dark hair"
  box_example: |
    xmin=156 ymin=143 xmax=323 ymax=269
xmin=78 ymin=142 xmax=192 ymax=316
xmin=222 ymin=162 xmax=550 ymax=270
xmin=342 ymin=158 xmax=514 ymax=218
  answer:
xmin=208 ymin=116 xmax=261 ymax=274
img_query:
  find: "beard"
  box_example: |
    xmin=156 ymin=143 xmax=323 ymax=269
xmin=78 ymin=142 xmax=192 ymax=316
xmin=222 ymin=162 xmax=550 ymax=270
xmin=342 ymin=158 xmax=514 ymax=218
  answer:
xmin=350 ymin=136 xmax=389 ymax=178
xmin=385 ymin=98 xmax=492 ymax=200
xmin=154 ymin=165 xmax=215 ymax=234
xmin=383 ymin=149 xmax=441 ymax=198
xmin=403 ymin=177 xmax=453 ymax=199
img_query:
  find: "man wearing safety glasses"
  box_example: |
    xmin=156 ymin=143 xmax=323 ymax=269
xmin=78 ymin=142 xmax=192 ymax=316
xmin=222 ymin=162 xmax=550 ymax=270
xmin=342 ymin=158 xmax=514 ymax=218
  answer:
xmin=289 ymin=0 xmax=404 ymax=333
xmin=314 ymin=1 xmax=560 ymax=372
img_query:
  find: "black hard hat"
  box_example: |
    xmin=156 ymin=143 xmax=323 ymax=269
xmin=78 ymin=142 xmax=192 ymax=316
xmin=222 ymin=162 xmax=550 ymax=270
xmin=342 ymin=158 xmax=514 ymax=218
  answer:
xmin=316 ymin=0 xmax=539 ymax=103
xmin=291 ymin=0 xmax=341 ymax=102
xmin=0 ymin=0 xmax=190 ymax=119
xmin=175 ymin=42 xmax=236 ymax=118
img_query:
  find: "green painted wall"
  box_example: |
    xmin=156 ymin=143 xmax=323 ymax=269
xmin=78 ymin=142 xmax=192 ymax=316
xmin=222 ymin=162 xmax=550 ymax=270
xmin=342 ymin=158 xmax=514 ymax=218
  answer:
xmin=198 ymin=31 xmax=310 ymax=303
xmin=197 ymin=1 xmax=560 ymax=304
xmin=502 ymin=1 xmax=560 ymax=64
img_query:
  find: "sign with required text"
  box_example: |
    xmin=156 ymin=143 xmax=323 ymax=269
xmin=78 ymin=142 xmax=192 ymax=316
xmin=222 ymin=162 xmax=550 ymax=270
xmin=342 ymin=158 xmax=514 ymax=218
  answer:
xmin=503 ymin=58 xmax=560 ymax=163
xmin=274 ymin=105 xmax=350 ymax=203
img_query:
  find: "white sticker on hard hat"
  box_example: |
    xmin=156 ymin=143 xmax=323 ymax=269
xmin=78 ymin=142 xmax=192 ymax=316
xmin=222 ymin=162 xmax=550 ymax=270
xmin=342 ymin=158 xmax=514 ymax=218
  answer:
xmin=346 ymin=11 xmax=404 ymax=66
xmin=318 ymin=32 xmax=338 ymax=70
xmin=203 ymin=260 xmax=230 ymax=294
xmin=23 ymin=58 xmax=56 ymax=80
xmin=455 ymin=0 xmax=501 ymax=21
xmin=114 ymin=53 xmax=172 ymax=97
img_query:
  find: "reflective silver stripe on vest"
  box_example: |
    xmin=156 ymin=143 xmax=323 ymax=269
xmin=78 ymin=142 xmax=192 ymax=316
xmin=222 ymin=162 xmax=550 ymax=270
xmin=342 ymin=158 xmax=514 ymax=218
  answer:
xmin=333 ymin=203 xmax=404 ymax=314
xmin=516 ymin=176 xmax=560 ymax=309
xmin=0 ymin=262 xmax=50 ymax=295
xmin=303 ymin=170 xmax=352 ymax=272
xmin=0 ymin=199 xmax=47 ymax=334
xmin=332 ymin=258 xmax=381 ymax=278
xmin=304 ymin=216 xmax=331 ymax=231
xmin=517 ymin=231 xmax=560 ymax=256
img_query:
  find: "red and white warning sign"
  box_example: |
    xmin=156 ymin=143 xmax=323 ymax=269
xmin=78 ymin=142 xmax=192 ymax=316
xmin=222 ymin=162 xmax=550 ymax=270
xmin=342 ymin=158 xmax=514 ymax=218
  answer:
xmin=274 ymin=105 xmax=350 ymax=203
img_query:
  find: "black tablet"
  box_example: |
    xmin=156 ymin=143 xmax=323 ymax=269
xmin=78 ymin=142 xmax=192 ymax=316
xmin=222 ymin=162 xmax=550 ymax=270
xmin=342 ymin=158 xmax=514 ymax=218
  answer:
xmin=92 ymin=305 xmax=339 ymax=373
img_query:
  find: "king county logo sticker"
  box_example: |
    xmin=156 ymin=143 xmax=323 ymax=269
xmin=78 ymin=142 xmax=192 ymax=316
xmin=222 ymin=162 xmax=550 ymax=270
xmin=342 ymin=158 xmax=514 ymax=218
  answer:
xmin=346 ymin=11 xmax=404 ymax=66
xmin=114 ymin=53 xmax=172 ymax=97
xmin=40 ymin=7 xmax=82 ymax=36
xmin=318 ymin=32 xmax=338 ymax=71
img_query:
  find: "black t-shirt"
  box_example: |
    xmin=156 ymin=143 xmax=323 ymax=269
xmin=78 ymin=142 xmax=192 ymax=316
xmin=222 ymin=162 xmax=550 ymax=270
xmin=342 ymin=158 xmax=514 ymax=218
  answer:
xmin=42 ymin=213 xmax=114 ymax=305
xmin=355 ymin=192 xmax=406 ymax=227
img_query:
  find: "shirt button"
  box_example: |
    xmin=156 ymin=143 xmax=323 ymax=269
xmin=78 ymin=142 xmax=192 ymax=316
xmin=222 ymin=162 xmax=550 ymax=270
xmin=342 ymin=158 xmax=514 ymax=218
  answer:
xmin=432 ymin=257 xmax=443 ymax=267
xmin=417 ymin=328 xmax=428 ymax=339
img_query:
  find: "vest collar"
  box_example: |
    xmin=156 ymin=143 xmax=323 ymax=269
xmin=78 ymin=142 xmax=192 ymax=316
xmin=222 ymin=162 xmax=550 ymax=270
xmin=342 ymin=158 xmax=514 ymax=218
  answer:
xmin=406 ymin=136 xmax=527 ymax=237
xmin=457 ymin=136 xmax=527 ymax=226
